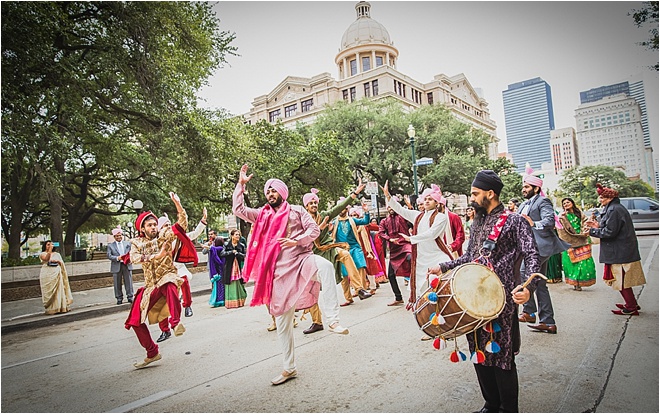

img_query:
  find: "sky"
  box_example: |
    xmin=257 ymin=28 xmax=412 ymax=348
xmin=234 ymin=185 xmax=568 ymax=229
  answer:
xmin=197 ymin=1 xmax=659 ymax=156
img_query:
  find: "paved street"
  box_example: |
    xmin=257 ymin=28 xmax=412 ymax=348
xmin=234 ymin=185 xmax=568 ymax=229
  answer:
xmin=1 ymin=235 xmax=657 ymax=413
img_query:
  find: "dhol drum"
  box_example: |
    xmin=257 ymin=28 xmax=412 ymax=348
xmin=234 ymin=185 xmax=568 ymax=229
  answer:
xmin=414 ymin=263 xmax=505 ymax=339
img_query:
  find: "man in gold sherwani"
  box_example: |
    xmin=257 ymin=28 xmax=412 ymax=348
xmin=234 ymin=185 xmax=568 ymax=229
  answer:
xmin=124 ymin=192 xmax=187 ymax=369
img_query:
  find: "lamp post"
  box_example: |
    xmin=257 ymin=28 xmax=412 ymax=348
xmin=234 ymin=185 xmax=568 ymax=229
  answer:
xmin=132 ymin=199 xmax=143 ymax=216
xmin=408 ymin=124 xmax=418 ymax=196
xmin=126 ymin=221 xmax=134 ymax=239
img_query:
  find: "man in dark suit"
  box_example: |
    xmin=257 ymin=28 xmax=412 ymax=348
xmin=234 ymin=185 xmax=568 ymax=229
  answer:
xmin=107 ymin=226 xmax=134 ymax=305
xmin=517 ymin=167 xmax=569 ymax=334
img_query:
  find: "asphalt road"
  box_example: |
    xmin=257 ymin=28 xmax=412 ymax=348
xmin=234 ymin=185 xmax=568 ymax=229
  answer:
xmin=1 ymin=235 xmax=657 ymax=413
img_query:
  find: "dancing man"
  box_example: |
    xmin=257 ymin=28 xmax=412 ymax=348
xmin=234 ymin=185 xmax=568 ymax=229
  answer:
xmin=378 ymin=202 xmax=412 ymax=306
xmin=517 ymin=165 xmax=568 ymax=334
xmin=154 ymin=208 xmax=207 ymax=342
xmin=125 ymin=192 xmax=187 ymax=369
xmin=232 ymin=164 xmax=335 ymax=385
xmin=428 ymin=170 xmax=540 ymax=413
xmin=302 ymin=185 xmax=364 ymax=334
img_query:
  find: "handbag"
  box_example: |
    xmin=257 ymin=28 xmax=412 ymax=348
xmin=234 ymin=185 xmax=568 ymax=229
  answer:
xmin=567 ymin=244 xmax=592 ymax=263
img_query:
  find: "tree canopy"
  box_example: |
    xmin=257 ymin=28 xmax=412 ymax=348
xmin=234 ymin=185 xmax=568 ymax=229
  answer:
xmin=1 ymin=1 xmax=236 ymax=258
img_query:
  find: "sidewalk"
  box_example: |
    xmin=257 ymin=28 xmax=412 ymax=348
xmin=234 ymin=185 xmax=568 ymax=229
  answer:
xmin=1 ymin=270 xmax=216 ymax=334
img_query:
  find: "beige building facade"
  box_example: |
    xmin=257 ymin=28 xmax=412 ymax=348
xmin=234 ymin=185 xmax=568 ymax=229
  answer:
xmin=575 ymin=93 xmax=651 ymax=185
xmin=549 ymin=127 xmax=579 ymax=174
xmin=244 ymin=1 xmax=499 ymax=159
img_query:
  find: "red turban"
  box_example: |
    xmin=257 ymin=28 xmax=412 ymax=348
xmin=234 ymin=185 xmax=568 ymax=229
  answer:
xmin=135 ymin=211 xmax=157 ymax=237
xmin=596 ymin=183 xmax=619 ymax=199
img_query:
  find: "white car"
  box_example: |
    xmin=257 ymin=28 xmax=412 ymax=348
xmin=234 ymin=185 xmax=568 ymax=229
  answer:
xmin=619 ymin=197 xmax=659 ymax=230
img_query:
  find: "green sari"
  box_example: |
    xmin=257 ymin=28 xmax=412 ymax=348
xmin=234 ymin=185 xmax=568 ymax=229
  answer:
xmin=561 ymin=212 xmax=596 ymax=288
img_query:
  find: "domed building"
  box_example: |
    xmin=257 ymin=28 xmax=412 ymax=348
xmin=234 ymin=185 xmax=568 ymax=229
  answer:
xmin=245 ymin=1 xmax=499 ymax=158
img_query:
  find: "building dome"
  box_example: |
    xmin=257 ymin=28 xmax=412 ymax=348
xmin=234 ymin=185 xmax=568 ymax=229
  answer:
xmin=340 ymin=2 xmax=393 ymax=50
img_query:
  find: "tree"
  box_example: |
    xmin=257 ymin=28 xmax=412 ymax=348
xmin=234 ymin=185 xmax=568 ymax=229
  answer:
xmin=487 ymin=158 xmax=522 ymax=204
xmin=311 ymin=98 xmax=493 ymax=198
xmin=630 ymin=1 xmax=659 ymax=71
xmin=556 ymin=165 xmax=656 ymax=208
xmin=1 ymin=2 xmax=237 ymax=257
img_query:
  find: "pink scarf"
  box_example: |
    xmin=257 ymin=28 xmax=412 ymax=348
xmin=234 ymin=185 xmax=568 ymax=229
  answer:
xmin=243 ymin=201 xmax=290 ymax=307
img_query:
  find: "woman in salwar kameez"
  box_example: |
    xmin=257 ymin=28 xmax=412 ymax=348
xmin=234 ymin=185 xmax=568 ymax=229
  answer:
xmin=220 ymin=229 xmax=247 ymax=308
xmin=208 ymin=237 xmax=226 ymax=307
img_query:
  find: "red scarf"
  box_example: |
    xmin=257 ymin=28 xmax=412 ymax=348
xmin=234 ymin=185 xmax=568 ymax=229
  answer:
xmin=244 ymin=201 xmax=290 ymax=307
xmin=172 ymin=222 xmax=198 ymax=266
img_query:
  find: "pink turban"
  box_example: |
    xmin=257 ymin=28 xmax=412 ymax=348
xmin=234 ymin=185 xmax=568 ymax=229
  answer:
xmin=111 ymin=225 xmax=123 ymax=236
xmin=428 ymin=184 xmax=443 ymax=203
xmin=349 ymin=207 xmax=363 ymax=217
xmin=264 ymin=178 xmax=289 ymax=201
xmin=336 ymin=196 xmax=346 ymax=206
xmin=157 ymin=213 xmax=170 ymax=231
xmin=438 ymin=195 xmax=447 ymax=206
xmin=523 ymin=164 xmax=545 ymax=196
xmin=303 ymin=188 xmax=320 ymax=206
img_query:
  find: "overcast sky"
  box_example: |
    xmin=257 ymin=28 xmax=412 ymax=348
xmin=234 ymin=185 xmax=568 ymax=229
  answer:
xmin=197 ymin=1 xmax=659 ymax=155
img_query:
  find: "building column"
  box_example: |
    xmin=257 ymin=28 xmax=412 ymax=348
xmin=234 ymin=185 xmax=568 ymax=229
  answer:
xmin=386 ymin=52 xmax=390 ymax=66
xmin=343 ymin=58 xmax=348 ymax=80
xmin=371 ymin=50 xmax=376 ymax=69
xmin=355 ymin=52 xmax=360 ymax=74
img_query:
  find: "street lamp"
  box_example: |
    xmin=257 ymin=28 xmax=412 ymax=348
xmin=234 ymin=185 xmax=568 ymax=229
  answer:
xmin=126 ymin=221 xmax=134 ymax=238
xmin=132 ymin=199 xmax=143 ymax=216
xmin=408 ymin=124 xmax=418 ymax=196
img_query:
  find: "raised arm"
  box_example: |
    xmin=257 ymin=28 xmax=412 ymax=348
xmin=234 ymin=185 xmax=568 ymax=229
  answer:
xmin=232 ymin=164 xmax=261 ymax=224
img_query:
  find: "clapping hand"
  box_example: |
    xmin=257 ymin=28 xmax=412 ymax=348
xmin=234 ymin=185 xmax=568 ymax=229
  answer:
xmin=318 ymin=216 xmax=330 ymax=230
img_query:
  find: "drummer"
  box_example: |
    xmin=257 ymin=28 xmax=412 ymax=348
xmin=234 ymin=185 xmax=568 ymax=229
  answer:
xmin=428 ymin=170 xmax=541 ymax=413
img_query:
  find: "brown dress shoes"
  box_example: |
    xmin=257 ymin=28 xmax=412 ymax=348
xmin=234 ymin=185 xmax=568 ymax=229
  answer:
xmin=528 ymin=323 xmax=557 ymax=334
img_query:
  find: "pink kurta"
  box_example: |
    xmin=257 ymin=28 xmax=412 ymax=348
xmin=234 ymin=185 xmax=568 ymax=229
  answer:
xmin=233 ymin=183 xmax=320 ymax=316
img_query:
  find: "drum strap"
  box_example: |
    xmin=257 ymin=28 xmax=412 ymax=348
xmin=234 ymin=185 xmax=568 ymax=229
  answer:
xmin=476 ymin=210 xmax=511 ymax=269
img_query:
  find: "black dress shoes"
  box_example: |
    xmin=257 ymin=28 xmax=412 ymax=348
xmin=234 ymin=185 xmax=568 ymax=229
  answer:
xmin=184 ymin=306 xmax=193 ymax=317
xmin=303 ymin=323 xmax=324 ymax=334
xmin=473 ymin=406 xmax=499 ymax=413
xmin=357 ymin=289 xmax=372 ymax=300
xmin=157 ymin=330 xmax=172 ymax=343
xmin=127 ymin=298 xmax=133 ymax=303
xmin=116 ymin=299 xmax=123 ymax=305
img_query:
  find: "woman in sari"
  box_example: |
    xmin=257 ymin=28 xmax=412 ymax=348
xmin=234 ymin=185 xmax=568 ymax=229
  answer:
xmin=39 ymin=241 xmax=73 ymax=314
xmin=557 ymin=198 xmax=597 ymax=290
xmin=208 ymin=236 xmax=226 ymax=307
xmin=220 ymin=229 xmax=247 ymax=308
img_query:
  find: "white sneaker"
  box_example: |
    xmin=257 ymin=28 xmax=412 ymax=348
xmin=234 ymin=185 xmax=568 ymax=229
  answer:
xmin=329 ymin=323 xmax=349 ymax=335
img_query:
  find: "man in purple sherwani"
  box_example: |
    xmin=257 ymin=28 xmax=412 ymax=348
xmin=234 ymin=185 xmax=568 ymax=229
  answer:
xmin=232 ymin=164 xmax=335 ymax=386
xmin=429 ymin=170 xmax=540 ymax=413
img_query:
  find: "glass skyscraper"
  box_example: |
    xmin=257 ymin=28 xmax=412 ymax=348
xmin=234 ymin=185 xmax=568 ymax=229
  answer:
xmin=502 ymin=77 xmax=555 ymax=172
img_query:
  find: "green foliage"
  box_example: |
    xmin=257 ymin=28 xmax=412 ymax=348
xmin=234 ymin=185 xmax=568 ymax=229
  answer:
xmin=1 ymin=1 xmax=236 ymax=258
xmin=556 ymin=165 xmax=656 ymax=208
xmin=1 ymin=256 xmax=43 ymax=268
xmin=311 ymin=98 xmax=494 ymax=197
xmin=630 ymin=1 xmax=659 ymax=71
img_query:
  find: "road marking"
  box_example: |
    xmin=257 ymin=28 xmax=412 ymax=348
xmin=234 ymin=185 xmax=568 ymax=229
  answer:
xmin=1 ymin=351 xmax=69 ymax=370
xmin=107 ymin=390 xmax=174 ymax=413
xmin=642 ymin=237 xmax=658 ymax=275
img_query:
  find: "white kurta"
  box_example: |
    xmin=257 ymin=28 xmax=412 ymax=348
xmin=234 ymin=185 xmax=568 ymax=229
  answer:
xmin=386 ymin=198 xmax=451 ymax=299
xmin=173 ymin=221 xmax=206 ymax=280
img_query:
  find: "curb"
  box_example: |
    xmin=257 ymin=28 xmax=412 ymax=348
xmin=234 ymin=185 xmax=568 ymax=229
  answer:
xmin=1 ymin=288 xmax=212 ymax=335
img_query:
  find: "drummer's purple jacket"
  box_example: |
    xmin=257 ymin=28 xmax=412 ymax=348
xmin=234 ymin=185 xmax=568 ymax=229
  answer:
xmin=439 ymin=203 xmax=540 ymax=370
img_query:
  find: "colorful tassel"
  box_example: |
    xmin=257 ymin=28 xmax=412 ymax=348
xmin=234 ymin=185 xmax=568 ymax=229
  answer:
xmin=470 ymin=350 xmax=486 ymax=364
xmin=484 ymin=321 xmax=502 ymax=333
xmin=450 ymin=350 xmax=467 ymax=363
xmin=491 ymin=321 xmax=501 ymax=332
xmin=485 ymin=340 xmax=501 ymax=353
xmin=427 ymin=291 xmax=438 ymax=303
xmin=432 ymin=336 xmax=447 ymax=350
xmin=430 ymin=277 xmax=440 ymax=289
xmin=429 ymin=312 xmax=436 ymax=324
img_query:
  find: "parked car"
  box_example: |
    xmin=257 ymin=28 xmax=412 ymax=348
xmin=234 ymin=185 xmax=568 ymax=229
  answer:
xmin=619 ymin=197 xmax=659 ymax=230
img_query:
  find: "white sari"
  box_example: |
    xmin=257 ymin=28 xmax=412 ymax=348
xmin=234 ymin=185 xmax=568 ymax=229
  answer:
xmin=39 ymin=252 xmax=73 ymax=314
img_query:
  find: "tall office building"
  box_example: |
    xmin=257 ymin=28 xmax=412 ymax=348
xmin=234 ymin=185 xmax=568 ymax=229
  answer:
xmin=575 ymin=94 xmax=650 ymax=185
xmin=579 ymin=76 xmax=654 ymax=185
xmin=502 ymin=77 xmax=555 ymax=172
xmin=549 ymin=127 xmax=579 ymax=174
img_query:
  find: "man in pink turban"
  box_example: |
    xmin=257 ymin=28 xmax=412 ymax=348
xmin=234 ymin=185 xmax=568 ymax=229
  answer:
xmin=436 ymin=195 xmax=465 ymax=258
xmin=517 ymin=164 xmax=569 ymax=334
xmin=107 ymin=226 xmax=134 ymax=305
xmin=233 ymin=164 xmax=330 ymax=385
